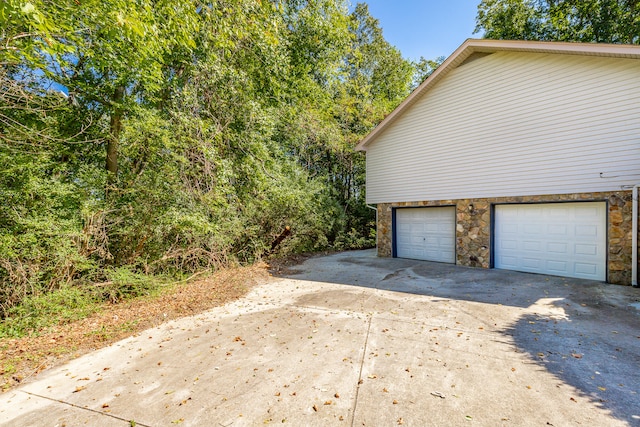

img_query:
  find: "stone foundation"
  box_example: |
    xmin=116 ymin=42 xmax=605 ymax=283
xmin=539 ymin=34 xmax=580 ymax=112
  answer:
xmin=377 ymin=191 xmax=637 ymax=285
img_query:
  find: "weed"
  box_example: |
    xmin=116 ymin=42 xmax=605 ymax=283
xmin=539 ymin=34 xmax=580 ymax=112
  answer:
xmin=86 ymin=320 xmax=139 ymax=342
xmin=97 ymin=267 xmax=164 ymax=303
xmin=0 ymin=286 xmax=98 ymax=339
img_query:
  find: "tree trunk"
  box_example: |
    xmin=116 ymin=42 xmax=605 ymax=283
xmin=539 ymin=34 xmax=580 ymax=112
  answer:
xmin=106 ymin=86 xmax=125 ymax=176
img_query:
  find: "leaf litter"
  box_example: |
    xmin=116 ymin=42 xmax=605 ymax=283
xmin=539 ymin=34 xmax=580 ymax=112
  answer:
xmin=1 ymin=263 xmax=269 ymax=391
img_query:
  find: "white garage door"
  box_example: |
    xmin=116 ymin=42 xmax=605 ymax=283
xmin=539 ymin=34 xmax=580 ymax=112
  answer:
xmin=396 ymin=207 xmax=455 ymax=263
xmin=494 ymin=202 xmax=606 ymax=281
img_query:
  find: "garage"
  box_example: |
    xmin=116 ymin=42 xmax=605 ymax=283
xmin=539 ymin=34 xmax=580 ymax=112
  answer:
xmin=395 ymin=207 xmax=456 ymax=263
xmin=494 ymin=202 xmax=607 ymax=281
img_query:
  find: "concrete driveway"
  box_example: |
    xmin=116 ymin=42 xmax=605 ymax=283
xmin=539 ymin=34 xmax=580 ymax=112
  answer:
xmin=2 ymin=249 xmax=640 ymax=426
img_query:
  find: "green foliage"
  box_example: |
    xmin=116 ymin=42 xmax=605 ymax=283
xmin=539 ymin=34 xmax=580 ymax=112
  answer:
xmin=0 ymin=0 xmax=433 ymax=326
xmin=98 ymin=267 xmax=163 ymax=303
xmin=476 ymin=0 xmax=640 ymax=43
xmin=0 ymin=286 xmax=97 ymax=338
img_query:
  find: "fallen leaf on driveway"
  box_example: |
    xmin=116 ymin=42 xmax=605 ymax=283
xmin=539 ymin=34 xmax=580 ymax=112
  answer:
xmin=571 ymin=353 xmax=582 ymax=359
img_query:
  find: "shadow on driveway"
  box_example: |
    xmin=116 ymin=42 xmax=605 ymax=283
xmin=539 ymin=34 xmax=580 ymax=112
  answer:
xmin=274 ymin=249 xmax=640 ymax=425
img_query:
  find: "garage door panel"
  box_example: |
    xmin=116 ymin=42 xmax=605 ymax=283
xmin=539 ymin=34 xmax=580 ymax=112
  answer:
xmin=523 ymin=240 xmax=542 ymax=252
xmin=522 ymin=258 xmax=541 ymax=269
xmin=548 ymin=224 xmax=568 ymax=235
xmin=524 ymin=224 xmax=544 ymax=234
xmin=495 ymin=202 xmax=606 ymax=281
xmin=549 ymin=207 xmax=570 ymax=217
xmin=547 ymin=242 xmax=568 ymax=254
xmin=575 ymin=244 xmax=597 ymax=255
xmin=576 ymin=263 xmax=597 ymax=275
xmin=396 ymin=207 xmax=455 ymax=263
xmin=547 ymin=260 xmax=567 ymax=273
xmin=576 ymin=225 xmax=598 ymax=237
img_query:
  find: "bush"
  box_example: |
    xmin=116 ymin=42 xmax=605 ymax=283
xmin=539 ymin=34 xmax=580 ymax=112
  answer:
xmin=0 ymin=286 xmax=97 ymax=338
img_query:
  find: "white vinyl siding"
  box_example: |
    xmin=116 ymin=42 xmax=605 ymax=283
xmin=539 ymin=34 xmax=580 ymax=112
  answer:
xmin=494 ymin=202 xmax=607 ymax=281
xmin=395 ymin=207 xmax=455 ymax=263
xmin=365 ymin=52 xmax=640 ymax=204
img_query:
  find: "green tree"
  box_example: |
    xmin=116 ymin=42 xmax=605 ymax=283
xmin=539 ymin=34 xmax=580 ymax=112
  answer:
xmin=476 ymin=0 xmax=640 ymax=43
xmin=0 ymin=0 xmax=421 ymax=320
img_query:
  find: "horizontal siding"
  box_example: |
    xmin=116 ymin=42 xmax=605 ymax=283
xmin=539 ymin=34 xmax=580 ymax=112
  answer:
xmin=366 ymin=52 xmax=640 ymax=203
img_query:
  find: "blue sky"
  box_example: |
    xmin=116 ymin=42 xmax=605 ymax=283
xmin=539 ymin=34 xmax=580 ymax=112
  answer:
xmin=361 ymin=0 xmax=481 ymax=61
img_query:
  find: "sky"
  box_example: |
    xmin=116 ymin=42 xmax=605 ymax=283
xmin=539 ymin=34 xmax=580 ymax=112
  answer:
xmin=361 ymin=0 xmax=481 ymax=61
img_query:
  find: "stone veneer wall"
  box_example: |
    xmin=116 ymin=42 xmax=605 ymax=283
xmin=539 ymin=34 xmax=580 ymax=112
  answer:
xmin=376 ymin=191 xmax=636 ymax=285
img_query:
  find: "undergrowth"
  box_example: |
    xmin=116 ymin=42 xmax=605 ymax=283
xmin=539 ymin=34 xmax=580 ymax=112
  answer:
xmin=0 ymin=269 xmax=170 ymax=339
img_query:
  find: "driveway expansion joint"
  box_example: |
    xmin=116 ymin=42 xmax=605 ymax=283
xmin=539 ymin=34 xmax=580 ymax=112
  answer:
xmin=19 ymin=390 xmax=152 ymax=427
xmin=350 ymin=312 xmax=373 ymax=427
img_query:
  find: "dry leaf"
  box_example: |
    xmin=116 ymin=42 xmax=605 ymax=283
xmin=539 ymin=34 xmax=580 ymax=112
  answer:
xmin=571 ymin=353 xmax=582 ymax=359
xmin=324 ymin=400 xmax=332 ymax=405
xmin=73 ymin=386 xmax=86 ymax=393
